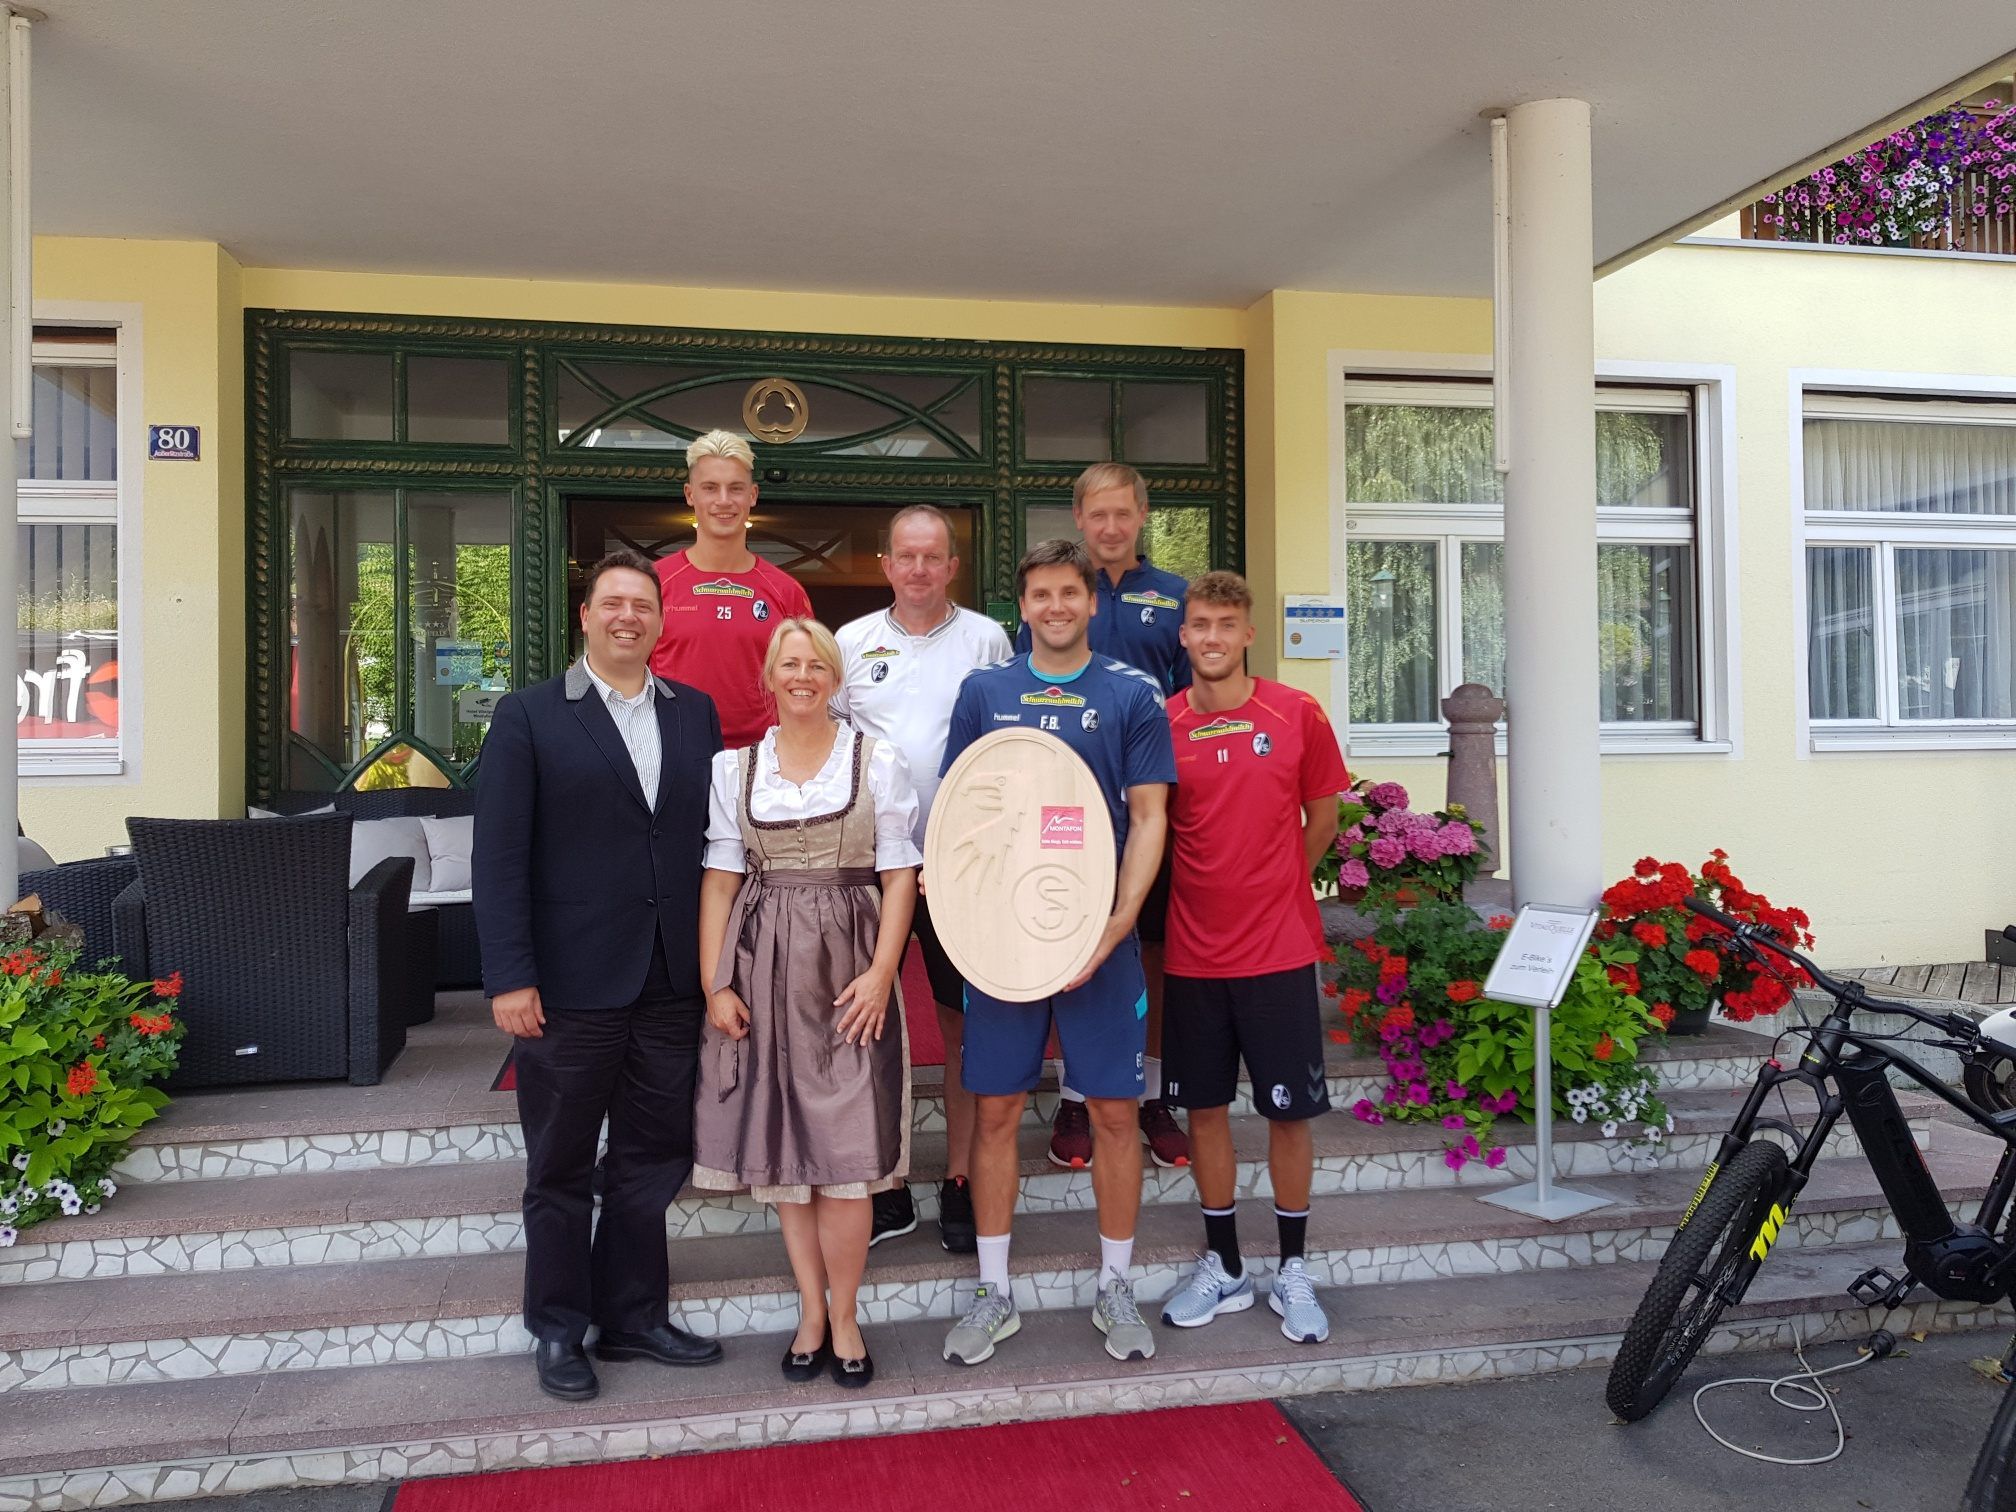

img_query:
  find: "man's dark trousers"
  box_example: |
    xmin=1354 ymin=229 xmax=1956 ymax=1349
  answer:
xmin=514 ymin=944 xmax=702 ymax=1343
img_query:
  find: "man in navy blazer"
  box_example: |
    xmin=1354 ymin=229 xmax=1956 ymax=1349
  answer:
xmin=475 ymin=547 xmax=725 ymax=1401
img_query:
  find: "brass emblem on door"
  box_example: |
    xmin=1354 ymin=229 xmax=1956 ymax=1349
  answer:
xmin=742 ymin=378 xmax=809 ymax=444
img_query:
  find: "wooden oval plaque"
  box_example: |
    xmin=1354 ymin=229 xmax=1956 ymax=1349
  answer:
xmin=923 ymin=727 xmax=1117 ymax=1003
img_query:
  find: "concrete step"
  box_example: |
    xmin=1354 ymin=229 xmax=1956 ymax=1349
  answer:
xmin=1 ymin=1122 xmax=1987 ymax=1392
xmin=111 ymin=1025 xmax=1768 ymax=1184
xmin=31 ymin=1085 xmax=1926 ymax=1286
xmin=0 ymin=1235 xmax=2006 ymax=1509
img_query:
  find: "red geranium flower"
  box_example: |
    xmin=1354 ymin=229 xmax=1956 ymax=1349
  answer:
xmin=1651 ymin=1002 xmax=1676 ymax=1026
xmin=1379 ymin=1005 xmax=1416 ymax=1035
xmin=153 ymin=970 xmax=184 ymax=999
xmin=66 ymin=1061 xmax=98 ymax=1097
xmin=1684 ymin=948 xmax=1721 ymax=979
xmin=1486 ymin=915 xmax=1514 ymax=931
xmin=91 ymin=1034 xmax=106 ymax=1049
xmin=1446 ymin=980 xmax=1481 ymax=1003
xmin=1593 ymin=1034 xmax=1615 ymax=1062
xmin=1607 ymin=964 xmax=1642 ymax=997
xmin=1630 ymin=921 xmax=1668 ymax=948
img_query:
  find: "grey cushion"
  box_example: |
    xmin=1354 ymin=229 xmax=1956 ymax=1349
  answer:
xmin=248 ymin=803 xmax=336 ymax=819
xmin=421 ymin=815 xmax=474 ymax=894
xmin=16 ymin=836 xmax=54 ymax=874
xmin=349 ymin=816 xmax=432 ymax=892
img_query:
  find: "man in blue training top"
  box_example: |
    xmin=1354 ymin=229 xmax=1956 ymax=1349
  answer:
xmin=1016 ymin=463 xmax=1192 ymax=1173
xmin=941 ymin=537 xmax=1175 ymax=1367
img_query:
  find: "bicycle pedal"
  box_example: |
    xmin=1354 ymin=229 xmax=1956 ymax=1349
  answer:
xmin=1847 ymin=1265 xmax=1915 ymax=1309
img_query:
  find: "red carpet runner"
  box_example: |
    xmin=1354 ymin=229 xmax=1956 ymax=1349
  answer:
xmin=493 ymin=942 xmax=947 ymax=1092
xmin=391 ymin=1400 xmax=1364 ymax=1511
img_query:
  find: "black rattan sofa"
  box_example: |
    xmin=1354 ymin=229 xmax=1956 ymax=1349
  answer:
xmin=261 ymin=789 xmax=481 ymax=990
xmin=112 ymin=815 xmax=414 ymax=1088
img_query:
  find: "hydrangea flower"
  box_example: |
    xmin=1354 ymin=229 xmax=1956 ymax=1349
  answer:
xmin=1339 ymin=858 xmax=1370 ymax=889
xmin=1368 ymin=837 xmax=1407 ymax=869
xmin=1366 ymin=782 xmax=1409 ymax=810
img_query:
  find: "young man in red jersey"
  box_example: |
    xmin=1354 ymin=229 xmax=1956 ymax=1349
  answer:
xmin=649 ymin=429 xmax=813 ymax=749
xmin=1156 ymin=571 xmax=1347 ymax=1344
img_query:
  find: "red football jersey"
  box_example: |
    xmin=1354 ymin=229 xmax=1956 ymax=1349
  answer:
xmin=1164 ymin=679 xmax=1349 ymax=978
xmin=650 ymin=550 xmax=814 ymax=749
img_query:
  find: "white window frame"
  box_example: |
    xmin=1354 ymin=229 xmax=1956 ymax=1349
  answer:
xmin=1795 ymin=373 xmax=2016 ymax=754
xmin=19 ymin=304 xmax=143 ymax=780
xmin=1327 ymin=353 xmax=1740 ymax=760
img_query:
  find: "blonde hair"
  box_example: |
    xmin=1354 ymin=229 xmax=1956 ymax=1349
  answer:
xmin=1072 ymin=461 xmax=1148 ymax=512
xmin=686 ymin=428 xmax=757 ymax=474
xmin=761 ymin=616 xmax=844 ymax=689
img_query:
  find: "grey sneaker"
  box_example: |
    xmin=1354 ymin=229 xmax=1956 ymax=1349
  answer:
xmin=1092 ymin=1277 xmax=1156 ymax=1361
xmin=943 ymin=1283 xmax=1021 ymax=1365
xmin=1160 ymin=1251 xmax=1256 ymax=1328
xmin=1269 ymin=1257 xmax=1331 ymax=1344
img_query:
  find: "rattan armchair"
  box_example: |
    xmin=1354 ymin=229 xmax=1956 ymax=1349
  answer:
xmin=19 ymin=854 xmax=139 ymax=972
xmin=112 ymin=815 xmax=414 ymax=1088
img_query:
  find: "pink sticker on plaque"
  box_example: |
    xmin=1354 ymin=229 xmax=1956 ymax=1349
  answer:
xmin=1039 ymin=806 xmax=1087 ymax=849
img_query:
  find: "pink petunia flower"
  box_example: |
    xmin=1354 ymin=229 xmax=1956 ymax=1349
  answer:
xmin=1444 ymin=1148 xmax=1469 ymax=1171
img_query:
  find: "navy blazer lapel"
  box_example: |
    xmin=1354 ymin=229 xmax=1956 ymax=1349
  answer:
xmin=573 ymin=690 xmax=652 ymax=813
xmin=651 ymin=677 xmax=685 ymax=814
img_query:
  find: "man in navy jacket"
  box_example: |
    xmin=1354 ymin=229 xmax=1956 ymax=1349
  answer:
xmin=474 ymin=547 xmax=724 ymax=1401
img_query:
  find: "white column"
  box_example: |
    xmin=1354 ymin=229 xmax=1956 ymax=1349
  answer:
xmin=1502 ymin=98 xmax=1600 ymax=909
xmin=0 ymin=16 xmax=19 ymax=909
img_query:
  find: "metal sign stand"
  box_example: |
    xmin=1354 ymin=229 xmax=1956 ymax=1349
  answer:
xmin=1478 ymin=903 xmax=1615 ymax=1222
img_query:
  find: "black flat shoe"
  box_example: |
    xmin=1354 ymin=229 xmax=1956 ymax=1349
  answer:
xmin=593 ymin=1323 xmax=725 ymax=1368
xmin=832 ymin=1348 xmax=875 ymax=1389
xmin=782 ymin=1328 xmax=831 ymax=1383
xmin=535 ymin=1339 xmax=599 ymax=1401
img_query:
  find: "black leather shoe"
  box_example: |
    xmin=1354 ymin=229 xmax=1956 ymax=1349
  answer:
xmin=832 ymin=1348 xmax=875 ymax=1390
xmin=535 ymin=1339 xmax=599 ymax=1401
xmin=594 ymin=1323 xmax=725 ymax=1368
xmin=782 ymin=1327 xmax=830 ymax=1383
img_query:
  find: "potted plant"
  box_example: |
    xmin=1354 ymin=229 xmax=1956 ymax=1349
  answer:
xmin=1314 ymin=778 xmax=1488 ymax=909
xmin=0 ymin=943 xmax=185 ymax=1245
xmin=1596 ymin=851 xmax=1815 ymax=1035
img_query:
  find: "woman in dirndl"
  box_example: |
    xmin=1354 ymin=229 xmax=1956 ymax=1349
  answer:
xmin=694 ymin=617 xmax=919 ymax=1390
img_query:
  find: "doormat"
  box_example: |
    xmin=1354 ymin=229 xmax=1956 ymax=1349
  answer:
xmin=389 ymin=1399 xmax=1366 ymax=1511
xmin=492 ymin=940 xmax=948 ymax=1095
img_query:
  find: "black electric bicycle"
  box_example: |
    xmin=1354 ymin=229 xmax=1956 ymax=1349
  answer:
xmin=1605 ymin=898 xmax=2016 ymax=1428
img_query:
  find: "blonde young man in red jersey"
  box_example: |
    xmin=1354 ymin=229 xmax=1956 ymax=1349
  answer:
xmin=650 ymin=430 xmax=813 ymax=748
xmin=1157 ymin=572 xmax=1347 ymax=1345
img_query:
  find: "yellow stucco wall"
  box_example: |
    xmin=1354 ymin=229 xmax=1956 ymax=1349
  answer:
xmin=22 ymin=235 xmax=2014 ymax=964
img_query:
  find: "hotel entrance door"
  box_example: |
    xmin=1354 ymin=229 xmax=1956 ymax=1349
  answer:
xmin=565 ymin=497 xmax=983 ymax=647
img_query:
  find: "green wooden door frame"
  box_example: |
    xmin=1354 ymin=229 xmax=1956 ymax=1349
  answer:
xmin=247 ymin=308 xmax=1242 ymax=802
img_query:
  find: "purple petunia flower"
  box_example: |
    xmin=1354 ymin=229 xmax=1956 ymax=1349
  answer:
xmin=1444 ymin=1148 xmax=1468 ymax=1171
xmin=1442 ymin=1114 xmax=1467 ymax=1131
xmin=1352 ymin=1098 xmax=1384 ymax=1125
xmin=1375 ymin=975 xmax=1407 ymax=1006
xmin=1485 ymin=1147 xmax=1507 ymax=1169
xmin=1407 ymin=1081 xmax=1431 ymax=1106
xmin=1447 ymin=1080 xmax=1469 ymax=1100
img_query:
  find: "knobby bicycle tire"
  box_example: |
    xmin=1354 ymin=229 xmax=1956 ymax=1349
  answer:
xmin=1963 ymin=1373 xmax=2016 ymax=1511
xmin=1606 ymin=1139 xmax=1791 ymax=1421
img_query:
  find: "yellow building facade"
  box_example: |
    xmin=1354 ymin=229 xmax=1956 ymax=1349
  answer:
xmin=20 ymin=232 xmax=2013 ymax=965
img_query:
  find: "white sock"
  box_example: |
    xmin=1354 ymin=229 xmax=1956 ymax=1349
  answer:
xmin=1142 ymin=1056 xmax=1162 ymax=1101
xmin=1099 ymin=1233 xmax=1134 ymax=1286
xmin=976 ymin=1232 xmax=1012 ymax=1291
xmin=1059 ymin=1085 xmax=1086 ymax=1104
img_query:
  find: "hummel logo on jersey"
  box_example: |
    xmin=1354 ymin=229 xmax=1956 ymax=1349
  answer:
xmin=861 ymin=645 xmax=901 ymax=659
xmin=1020 ymin=686 xmax=1087 ymax=708
xmin=1188 ymin=716 xmax=1255 ymax=741
xmin=1120 ymin=591 xmax=1180 ymax=611
xmin=990 ymin=711 xmax=1023 ymax=723
xmin=692 ymin=579 xmax=755 ymax=598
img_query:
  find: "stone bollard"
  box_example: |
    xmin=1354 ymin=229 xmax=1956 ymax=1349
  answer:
xmin=1443 ymin=682 xmax=1504 ymax=874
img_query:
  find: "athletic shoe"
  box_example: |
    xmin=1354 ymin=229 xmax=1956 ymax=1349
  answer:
xmin=943 ymin=1284 xmax=1021 ymax=1365
xmin=1159 ymin=1251 xmax=1255 ymax=1328
xmin=1092 ymin=1277 xmax=1156 ymax=1362
xmin=869 ymin=1186 xmax=917 ymax=1248
xmin=1139 ymin=1100 xmax=1191 ymax=1168
xmin=938 ymin=1176 xmax=978 ymax=1254
xmin=1049 ymin=1099 xmax=1093 ymax=1168
xmin=1269 ymin=1257 xmax=1331 ymax=1344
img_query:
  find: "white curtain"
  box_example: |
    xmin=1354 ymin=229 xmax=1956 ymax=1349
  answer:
xmin=1895 ymin=548 xmax=2016 ymax=719
xmin=1807 ymin=546 xmax=1876 ymax=719
xmin=1805 ymin=418 xmax=2016 ymax=515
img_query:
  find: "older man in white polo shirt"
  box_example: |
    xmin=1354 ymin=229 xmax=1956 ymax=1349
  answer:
xmin=835 ymin=503 xmax=1010 ymax=1255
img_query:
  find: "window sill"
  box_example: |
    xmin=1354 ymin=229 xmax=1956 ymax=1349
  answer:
xmin=1811 ymin=727 xmax=2016 ymax=754
xmin=1346 ymin=731 xmax=1729 ymax=760
xmin=21 ymin=758 xmax=127 ymax=779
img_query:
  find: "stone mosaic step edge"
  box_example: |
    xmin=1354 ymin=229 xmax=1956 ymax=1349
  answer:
xmin=64 ymin=1101 xmax=1922 ymax=1283
xmin=0 ymin=1256 xmax=2000 ymax=1508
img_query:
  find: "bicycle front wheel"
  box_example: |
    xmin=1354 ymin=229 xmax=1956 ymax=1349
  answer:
xmin=1605 ymin=1138 xmax=1791 ymax=1422
xmin=1963 ymin=1372 xmax=2016 ymax=1511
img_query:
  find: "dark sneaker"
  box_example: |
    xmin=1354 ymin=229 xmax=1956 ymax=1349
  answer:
xmin=1139 ymin=1099 xmax=1191 ymax=1168
xmin=869 ymin=1185 xmax=917 ymax=1248
xmin=1048 ymin=1099 xmax=1094 ymax=1169
xmin=938 ymin=1176 xmax=978 ymax=1253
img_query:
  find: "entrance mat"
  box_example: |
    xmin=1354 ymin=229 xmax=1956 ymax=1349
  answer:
xmin=492 ymin=941 xmax=948 ymax=1094
xmin=389 ymin=1399 xmax=1366 ymax=1511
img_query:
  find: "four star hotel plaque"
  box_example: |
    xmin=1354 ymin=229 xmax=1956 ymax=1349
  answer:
xmin=924 ymin=728 xmax=1117 ymax=1002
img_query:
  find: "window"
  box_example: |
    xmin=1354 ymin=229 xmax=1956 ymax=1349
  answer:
xmin=1803 ymin=393 xmax=2016 ymax=746
xmin=18 ymin=328 xmax=125 ymax=774
xmin=1342 ymin=379 xmax=1711 ymax=752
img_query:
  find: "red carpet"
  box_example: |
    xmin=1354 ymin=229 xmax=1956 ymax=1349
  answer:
xmin=494 ymin=942 xmax=947 ymax=1093
xmin=391 ymin=1400 xmax=1362 ymax=1511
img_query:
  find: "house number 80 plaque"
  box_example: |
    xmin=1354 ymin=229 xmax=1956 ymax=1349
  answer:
xmin=923 ymin=728 xmax=1117 ymax=1002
